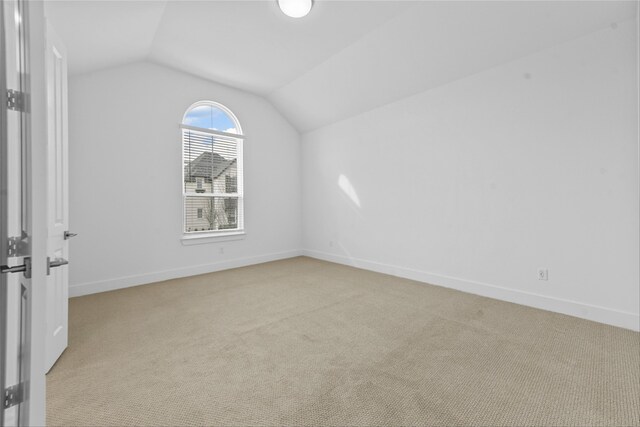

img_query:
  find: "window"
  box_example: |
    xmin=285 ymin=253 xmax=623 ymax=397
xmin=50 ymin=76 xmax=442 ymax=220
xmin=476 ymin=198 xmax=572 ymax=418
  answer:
xmin=181 ymin=101 xmax=244 ymax=236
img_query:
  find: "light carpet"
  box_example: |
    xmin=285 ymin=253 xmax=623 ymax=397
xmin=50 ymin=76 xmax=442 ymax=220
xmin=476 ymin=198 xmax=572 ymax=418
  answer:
xmin=47 ymin=257 xmax=640 ymax=426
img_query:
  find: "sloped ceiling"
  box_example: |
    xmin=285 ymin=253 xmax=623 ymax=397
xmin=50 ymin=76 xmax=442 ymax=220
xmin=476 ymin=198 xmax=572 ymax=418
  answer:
xmin=149 ymin=1 xmax=410 ymax=94
xmin=45 ymin=0 xmax=168 ymax=75
xmin=45 ymin=0 xmax=637 ymax=133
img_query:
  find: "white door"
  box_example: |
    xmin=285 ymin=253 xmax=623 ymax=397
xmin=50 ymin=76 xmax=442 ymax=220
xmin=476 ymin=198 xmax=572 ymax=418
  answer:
xmin=44 ymin=23 xmax=69 ymax=373
xmin=1 ymin=0 xmax=46 ymax=425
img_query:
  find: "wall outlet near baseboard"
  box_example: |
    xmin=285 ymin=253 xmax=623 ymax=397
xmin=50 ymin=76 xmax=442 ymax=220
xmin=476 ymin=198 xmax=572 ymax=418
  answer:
xmin=537 ymin=268 xmax=549 ymax=281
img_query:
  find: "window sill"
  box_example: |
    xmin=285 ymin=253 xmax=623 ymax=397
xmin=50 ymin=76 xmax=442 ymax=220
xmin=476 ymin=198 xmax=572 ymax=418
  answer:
xmin=181 ymin=231 xmax=245 ymax=246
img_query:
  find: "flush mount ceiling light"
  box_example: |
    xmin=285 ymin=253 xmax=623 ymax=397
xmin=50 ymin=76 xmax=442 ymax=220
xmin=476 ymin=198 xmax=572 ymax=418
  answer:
xmin=278 ymin=0 xmax=313 ymax=18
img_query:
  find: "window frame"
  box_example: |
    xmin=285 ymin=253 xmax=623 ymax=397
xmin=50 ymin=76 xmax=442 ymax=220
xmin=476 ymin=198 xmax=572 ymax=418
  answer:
xmin=180 ymin=101 xmax=245 ymax=243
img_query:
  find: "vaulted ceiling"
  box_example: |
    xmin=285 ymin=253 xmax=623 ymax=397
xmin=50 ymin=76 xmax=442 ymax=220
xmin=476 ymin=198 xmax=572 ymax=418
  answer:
xmin=45 ymin=0 xmax=637 ymax=133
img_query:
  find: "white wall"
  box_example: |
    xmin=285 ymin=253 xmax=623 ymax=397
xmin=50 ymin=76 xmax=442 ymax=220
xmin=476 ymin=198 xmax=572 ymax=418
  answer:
xmin=68 ymin=61 xmax=301 ymax=296
xmin=302 ymin=21 xmax=639 ymax=330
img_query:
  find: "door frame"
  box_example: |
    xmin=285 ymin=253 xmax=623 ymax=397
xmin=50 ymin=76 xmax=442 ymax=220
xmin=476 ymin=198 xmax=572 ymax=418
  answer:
xmin=1 ymin=0 xmax=48 ymax=425
xmin=0 ymin=1 xmax=9 ymax=423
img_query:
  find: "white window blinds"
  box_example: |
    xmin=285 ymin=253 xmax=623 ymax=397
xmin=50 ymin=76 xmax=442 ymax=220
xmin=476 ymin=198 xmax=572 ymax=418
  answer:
xmin=182 ymin=126 xmax=244 ymax=234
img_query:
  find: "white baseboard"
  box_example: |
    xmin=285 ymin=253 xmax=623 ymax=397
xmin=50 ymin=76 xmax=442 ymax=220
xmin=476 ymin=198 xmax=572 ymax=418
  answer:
xmin=69 ymin=247 xmax=639 ymax=332
xmin=69 ymin=250 xmax=303 ymax=298
xmin=302 ymin=249 xmax=640 ymax=332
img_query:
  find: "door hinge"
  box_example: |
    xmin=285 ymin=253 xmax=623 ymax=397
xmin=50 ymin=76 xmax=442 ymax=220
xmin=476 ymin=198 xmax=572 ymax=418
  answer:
xmin=7 ymin=234 xmax=29 ymax=258
xmin=6 ymin=89 xmax=25 ymax=112
xmin=3 ymin=383 xmax=23 ymax=409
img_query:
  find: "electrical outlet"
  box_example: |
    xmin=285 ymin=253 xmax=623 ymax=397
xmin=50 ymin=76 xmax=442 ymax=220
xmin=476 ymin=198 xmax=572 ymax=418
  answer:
xmin=537 ymin=268 xmax=548 ymax=281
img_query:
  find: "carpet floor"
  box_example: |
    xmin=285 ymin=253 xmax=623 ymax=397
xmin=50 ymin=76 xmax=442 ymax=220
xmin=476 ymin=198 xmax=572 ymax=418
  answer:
xmin=47 ymin=257 xmax=639 ymax=426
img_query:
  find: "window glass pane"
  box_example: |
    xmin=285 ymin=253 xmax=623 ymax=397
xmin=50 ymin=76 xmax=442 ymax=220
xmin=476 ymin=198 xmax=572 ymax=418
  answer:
xmin=185 ymin=196 xmax=240 ymax=233
xmin=183 ymin=130 xmax=238 ymax=195
xmin=183 ymin=104 xmax=239 ymax=134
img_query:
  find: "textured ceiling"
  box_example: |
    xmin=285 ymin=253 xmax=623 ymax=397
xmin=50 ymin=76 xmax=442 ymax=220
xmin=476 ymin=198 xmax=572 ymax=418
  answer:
xmin=45 ymin=0 xmax=637 ymax=133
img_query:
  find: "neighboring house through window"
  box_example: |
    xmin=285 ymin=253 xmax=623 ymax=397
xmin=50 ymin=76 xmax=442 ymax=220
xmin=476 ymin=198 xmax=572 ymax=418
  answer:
xmin=181 ymin=101 xmax=244 ymax=235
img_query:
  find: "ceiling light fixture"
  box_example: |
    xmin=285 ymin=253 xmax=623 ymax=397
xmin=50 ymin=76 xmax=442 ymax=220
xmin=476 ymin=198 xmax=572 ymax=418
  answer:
xmin=278 ymin=0 xmax=313 ymax=18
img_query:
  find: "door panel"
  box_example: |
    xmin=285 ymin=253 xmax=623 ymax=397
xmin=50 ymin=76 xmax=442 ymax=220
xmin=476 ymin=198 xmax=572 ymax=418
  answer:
xmin=45 ymin=23 xmax=69 ymax=373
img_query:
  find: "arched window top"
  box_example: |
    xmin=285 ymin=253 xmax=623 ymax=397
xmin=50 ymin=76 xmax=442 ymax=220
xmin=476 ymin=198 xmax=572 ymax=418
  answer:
xmin=182 ymin=101 xmax=242 ymax=135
